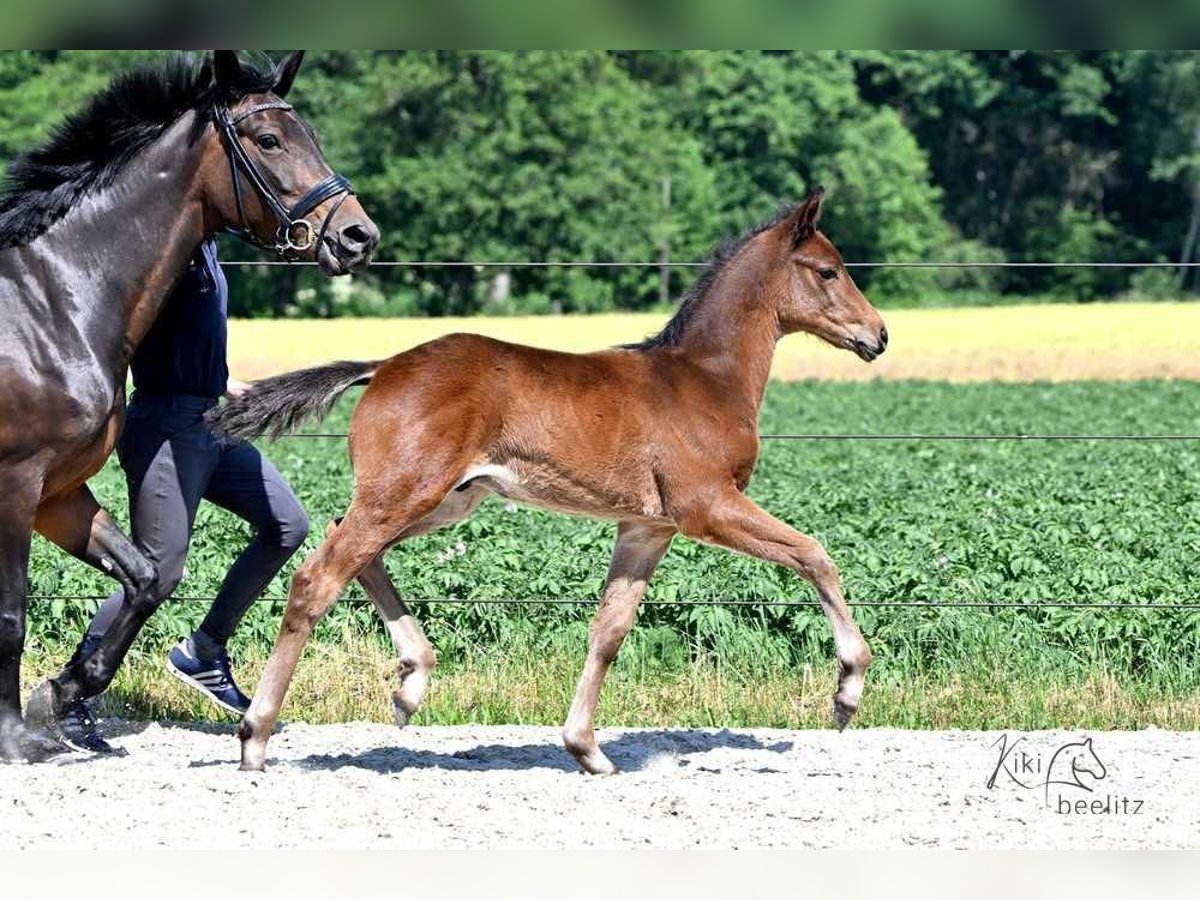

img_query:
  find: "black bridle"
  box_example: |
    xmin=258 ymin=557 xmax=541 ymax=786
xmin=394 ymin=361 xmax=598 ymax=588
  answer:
xmin=213 ymin=99 xmax=354 ymax=257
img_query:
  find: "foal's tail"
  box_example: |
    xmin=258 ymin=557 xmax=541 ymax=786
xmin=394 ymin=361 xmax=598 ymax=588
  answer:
xmin=205 ymin=359 xmax=378 ymax=442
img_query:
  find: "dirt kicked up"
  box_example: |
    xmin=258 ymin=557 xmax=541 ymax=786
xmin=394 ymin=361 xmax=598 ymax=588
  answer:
xmin=1 ymin=722 xmax=1195 ymax=849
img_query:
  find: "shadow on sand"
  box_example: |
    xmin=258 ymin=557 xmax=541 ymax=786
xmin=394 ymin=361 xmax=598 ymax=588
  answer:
xmin=96 ymin=718 xmax=793 ymax=775
xmin=290 ymin=728 xmax=795 ymax=775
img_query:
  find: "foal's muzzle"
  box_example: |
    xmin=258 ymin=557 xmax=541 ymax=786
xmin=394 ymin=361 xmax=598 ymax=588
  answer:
xmin=851 ymin=326 xmax=888 ymax=362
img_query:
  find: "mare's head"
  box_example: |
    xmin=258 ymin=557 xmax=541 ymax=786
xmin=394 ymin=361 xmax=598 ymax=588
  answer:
xmin=201 ymin=51 xmax=379 ymax=274
xmin=764 ymin=188 xmax=887 ymax=361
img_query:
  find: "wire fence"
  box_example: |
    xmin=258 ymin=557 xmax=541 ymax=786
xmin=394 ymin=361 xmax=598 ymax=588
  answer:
xmin=281 ymin=432 xmax=1200 ymax=442
xmin=27 ymin=595 xmax=1200 ymax=611
xmin=31 ymin=415 xmax=1200 ymax=613
xmin=29 ymin=256 xmax=1198 ymax=615
xmin=32 ymin=427 xmax=1199 ymax=614
xmin=219 ymin=259 xmax=1200 ymax=269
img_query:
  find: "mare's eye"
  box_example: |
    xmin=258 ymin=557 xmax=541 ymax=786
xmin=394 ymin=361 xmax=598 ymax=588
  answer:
xmin=256 ymin=134 xmax=282 ymax=151
xmin=818 ymin=267 xmax=838 ymax=281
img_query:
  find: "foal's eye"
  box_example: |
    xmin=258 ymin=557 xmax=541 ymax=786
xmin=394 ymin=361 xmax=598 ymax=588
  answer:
xmin=256 ymin=134 xmax=282 ymax=151
xmin=818 ymin=267 xmax=838 ymax=281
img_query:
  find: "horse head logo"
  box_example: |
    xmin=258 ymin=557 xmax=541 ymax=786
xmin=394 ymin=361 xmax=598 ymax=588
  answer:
xmin=1044 ymin=736 xmax=1107 ymax=804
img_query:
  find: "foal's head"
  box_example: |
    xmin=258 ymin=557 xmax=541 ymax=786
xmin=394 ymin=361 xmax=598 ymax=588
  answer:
xmin=200 ymin=51 xmax=379 ymax=275
xmin=765 ymin=188 xmax=887 ymax=362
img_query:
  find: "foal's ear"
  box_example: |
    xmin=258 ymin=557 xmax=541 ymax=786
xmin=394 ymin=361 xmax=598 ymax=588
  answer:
xmin=788 ymin=186 xmax=826 ymax=247
xmin=212 ymin=51 xmax=243 ymax=97
xmin=272 ymin=51 xmax=305 ymax=99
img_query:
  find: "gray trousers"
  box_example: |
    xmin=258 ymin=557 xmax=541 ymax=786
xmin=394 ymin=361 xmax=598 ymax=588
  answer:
xmin=82 ymin=394 xmax=309 ymax=650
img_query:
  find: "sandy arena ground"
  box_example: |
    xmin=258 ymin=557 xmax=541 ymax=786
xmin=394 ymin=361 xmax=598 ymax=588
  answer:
xmin=0 ymin=722 xmax=1195 ymax=849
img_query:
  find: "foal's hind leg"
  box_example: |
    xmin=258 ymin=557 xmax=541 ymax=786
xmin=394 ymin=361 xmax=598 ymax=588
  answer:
xmin=678 ymin=490 xmax=871 ymax=728
xmin=238 ymin=503 xmax=399 ymax=771
xmin=563 ymin=521 xmax=674 ymax=775
xmin=328 ymin=483 xmax=488 ymax=728
xmin=357 ymin=554 xmax=435 ymax=729
xmin=238 ymin=481 xmax=469 ymax=771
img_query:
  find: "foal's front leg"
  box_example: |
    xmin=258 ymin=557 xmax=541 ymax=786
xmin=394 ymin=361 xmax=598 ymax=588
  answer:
xmin=678 ymin=490 xmax=871 ymax=728
xmin=563 ymin=521 xmax=674 ymax=775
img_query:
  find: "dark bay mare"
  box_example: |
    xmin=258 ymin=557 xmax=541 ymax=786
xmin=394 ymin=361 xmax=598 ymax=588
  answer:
xmin=211 ymin=188 xmax=888 ymax=774
xmin=0 ymin=50 xmax=379 ymax=761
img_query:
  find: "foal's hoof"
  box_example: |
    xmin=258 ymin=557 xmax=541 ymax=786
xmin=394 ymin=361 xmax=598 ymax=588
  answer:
xmin=24 ymin=680 xmax=62 ymax=733
xmin=237 ymin=719 xmax=268 ymax=772
xmin=568 ymin=747 xmax=620 ymax=776
xmin=832 ymin=697 xmax=858 ymax=732
xmin=392 ymin=698 xmax=410 ymax=730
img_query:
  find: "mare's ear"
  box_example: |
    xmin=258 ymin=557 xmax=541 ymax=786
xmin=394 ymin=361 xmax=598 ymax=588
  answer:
xmin=273 ymin=51 xmax=305 ymax=99
xmin=212 ymin=51 xmax=243 ymax=98
xmin=788 ymin=186 xmax=825 ymax=247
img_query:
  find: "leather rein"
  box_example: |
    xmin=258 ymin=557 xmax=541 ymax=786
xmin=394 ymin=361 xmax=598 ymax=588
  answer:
xmin=212 ymin=99 xmax=354 ymax=257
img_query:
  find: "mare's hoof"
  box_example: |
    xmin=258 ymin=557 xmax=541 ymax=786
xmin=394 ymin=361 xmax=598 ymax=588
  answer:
xmin=21 ymin=727 xmax=73 ymax=763
xmin=24 ymin=680 xmax=62 ymax=732
xmin=0 ymin=722 xmax=73 ymax=764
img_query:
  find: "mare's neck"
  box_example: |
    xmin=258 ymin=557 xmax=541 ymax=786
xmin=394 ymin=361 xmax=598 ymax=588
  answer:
xmin=33 ymin=111 xmax=215 ymax=368
xmin=674 ymin=239 xmax=782 ymax=412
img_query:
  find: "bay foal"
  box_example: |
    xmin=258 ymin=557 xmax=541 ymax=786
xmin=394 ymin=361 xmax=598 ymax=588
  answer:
xmin=212 ymin=188 xmax=888 ymax=774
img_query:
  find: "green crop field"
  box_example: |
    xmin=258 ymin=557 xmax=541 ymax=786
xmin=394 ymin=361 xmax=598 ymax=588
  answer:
xmin=21 ymin=378 xmax=1200 ymax=731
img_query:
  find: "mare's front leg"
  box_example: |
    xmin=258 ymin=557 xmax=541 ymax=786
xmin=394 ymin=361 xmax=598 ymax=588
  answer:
xmin=24 ymin=485 xmax=158 ymax=730
xmin=563 ymin=520 xmax=675 ymax=775
xmin=678 ymin=490 xmax=871 ymax=729
xmin=0 ymin=463 xmax=70 ymax=762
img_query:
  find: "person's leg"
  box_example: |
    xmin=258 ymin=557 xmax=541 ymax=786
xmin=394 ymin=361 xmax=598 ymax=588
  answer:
xmin=161 ymin=438 xmax=307 ymax=715
xmin=194 ymin=439 xmax=309 ymax=653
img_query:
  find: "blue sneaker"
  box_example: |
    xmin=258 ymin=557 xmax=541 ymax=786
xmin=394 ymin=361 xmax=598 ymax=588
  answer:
xmin=165 ymin=637 xmax=251 ymax=715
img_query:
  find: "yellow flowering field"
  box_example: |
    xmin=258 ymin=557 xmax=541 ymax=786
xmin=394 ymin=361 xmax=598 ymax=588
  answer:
xmin=228 ymin=302 xmax=1200 ymax=383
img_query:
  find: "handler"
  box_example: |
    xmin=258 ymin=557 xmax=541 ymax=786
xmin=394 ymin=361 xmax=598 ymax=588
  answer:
xmin=57 ymin=239 xmax=310 ymax=754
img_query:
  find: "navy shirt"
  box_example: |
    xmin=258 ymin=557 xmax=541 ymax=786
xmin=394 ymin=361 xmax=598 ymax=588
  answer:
xmin=132 ymin=239 xmax=229 ymax=400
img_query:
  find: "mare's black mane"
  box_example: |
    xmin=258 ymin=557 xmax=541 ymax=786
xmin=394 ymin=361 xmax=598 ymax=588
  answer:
xmin=0 ymin=53 xmax=275 ymax=250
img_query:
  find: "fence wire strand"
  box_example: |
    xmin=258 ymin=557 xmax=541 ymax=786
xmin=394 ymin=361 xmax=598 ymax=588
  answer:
xmin=219 ymin=260 xmax=1200 ymax=269
xmin=279 ymin=432 xmax=1200 ymax=441
xmin=28 ymin=595 xmax=1200 ymax=611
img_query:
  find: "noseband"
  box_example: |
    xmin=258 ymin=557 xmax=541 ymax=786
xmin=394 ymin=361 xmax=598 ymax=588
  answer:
xmin=213 ymin=99 xmax=354 ymax=256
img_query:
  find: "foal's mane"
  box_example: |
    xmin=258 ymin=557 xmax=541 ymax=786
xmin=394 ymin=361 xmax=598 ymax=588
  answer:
xmin=624 ymin=204 xmax=796 ymax=351
xmin=0 ymin=53 xmax=276 ymax=250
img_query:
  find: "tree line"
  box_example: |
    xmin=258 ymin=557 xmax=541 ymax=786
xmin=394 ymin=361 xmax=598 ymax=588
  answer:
xmin=1 ymin=51 xmax=1197 ymax=316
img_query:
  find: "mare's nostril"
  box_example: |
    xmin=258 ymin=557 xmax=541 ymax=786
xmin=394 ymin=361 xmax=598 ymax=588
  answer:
xmin=339 ymin=222 xmax=372 ymax=252
xmin=879 ymin=326 xmax=889 ymax=350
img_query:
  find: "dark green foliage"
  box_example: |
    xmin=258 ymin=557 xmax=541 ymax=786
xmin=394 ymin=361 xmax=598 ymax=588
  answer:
xmin=3 ymin=51 xmax=1200 ymax=312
